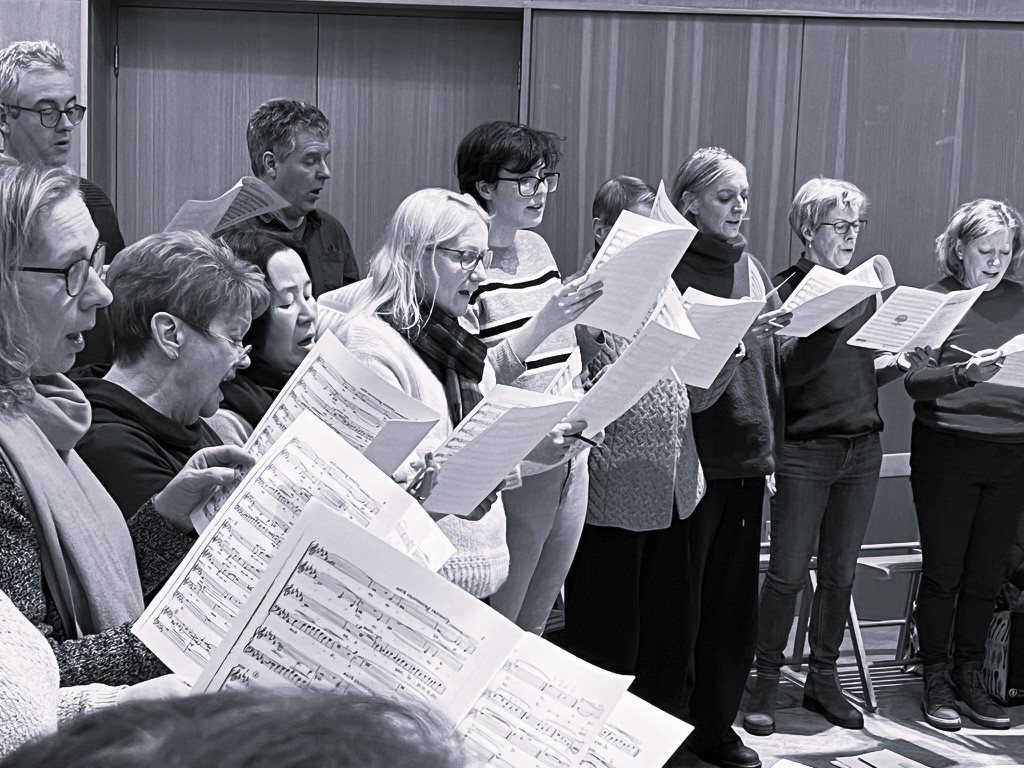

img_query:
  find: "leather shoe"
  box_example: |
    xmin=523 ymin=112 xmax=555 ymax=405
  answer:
xmin=684 ymin=739 xmax=761 ymax=768
xmin=802 ymin=668 xmax=864 ymax=729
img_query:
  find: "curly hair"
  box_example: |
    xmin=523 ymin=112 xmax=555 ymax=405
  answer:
xmin=246 ymin=98 xmax=329 ymax=177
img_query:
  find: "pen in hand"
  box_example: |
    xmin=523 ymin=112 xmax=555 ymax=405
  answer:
xmin=567 ymin=433 xmax=599 ymax=447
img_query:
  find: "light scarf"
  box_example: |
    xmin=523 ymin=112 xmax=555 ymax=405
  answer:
xmin=0 ymin=374 xmax=144 ymax=637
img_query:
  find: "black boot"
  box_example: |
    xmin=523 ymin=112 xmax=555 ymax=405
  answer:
xmin=802 ymin=666 xmax=864 ymax=729
xmin=952 ymin=660 xmax=1010 ymax=729
xmin=742 ymin=673 xmax=779 ymax=736
xmin=922 ymin=662 xmax=961 ymax=731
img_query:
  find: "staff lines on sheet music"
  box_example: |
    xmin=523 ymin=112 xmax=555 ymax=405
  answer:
xmin=463 ymin=706 xmax=575 ymax=767
xmin=476 ymin=687 xmax=586 ymax=752
xmin=596 ymin=724 xmax=642 ymax=759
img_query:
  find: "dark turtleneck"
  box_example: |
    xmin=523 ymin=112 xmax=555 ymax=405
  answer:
xmin=220 ymin=358 xmax=292 ymax=431
xmin=671 ymin=231 xmax=782 ymax=479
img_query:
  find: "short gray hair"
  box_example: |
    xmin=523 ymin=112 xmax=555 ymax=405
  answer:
xmin=106 ymin=231 xmax=271 ymax=365
xmin=935 ymin=198 xmax=1024 ymax=283
xmin=789 ymin=177 xmax=868 ymax=245
xmin=0 ymin=40 xmax=72 ymax=104
xmin=0 ymin=160 xmax=80 ymax=410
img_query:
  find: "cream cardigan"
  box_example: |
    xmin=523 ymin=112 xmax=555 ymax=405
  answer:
xmin=335 ymin=312 xmax=509 ymax=599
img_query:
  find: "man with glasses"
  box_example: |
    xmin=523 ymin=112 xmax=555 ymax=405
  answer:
xmin=742 ymin=178 xmax=931 ymax=738
xmin=0 ymin=39 xmax=126 ymax=366
xmin=456 ymin=120 xmax=602 ymax=636
xmin=229 ymin=98 xmax=359 ymax=297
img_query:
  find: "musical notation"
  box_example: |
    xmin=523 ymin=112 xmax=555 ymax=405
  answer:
xmin=134 ymin=412 xmax=454 ymax=683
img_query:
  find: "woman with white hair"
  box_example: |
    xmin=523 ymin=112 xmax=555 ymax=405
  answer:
xmin=744 ymin=178 xmax=929 ymax=737
xmin=905 ymin=199 xmax=1024 ymax=732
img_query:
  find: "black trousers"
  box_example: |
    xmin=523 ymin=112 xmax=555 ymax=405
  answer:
xmin=562 ymin=511 xmax=691 ymax=712
xmin=910 ymin=421 xmax=1024 ymax=666
xmin=679 ymin=477 xmax=765 ymax=750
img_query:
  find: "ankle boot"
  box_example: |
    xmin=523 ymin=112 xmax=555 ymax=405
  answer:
xmin=802 ymin=667 xmax=864 ymax=729
xmin=922 ymin=662 xmax=961 ymax=731
xmin=742 ymin=673 xmax=779 ymax=736
xmin=952 ymin=660 xmax=1011 ymax=729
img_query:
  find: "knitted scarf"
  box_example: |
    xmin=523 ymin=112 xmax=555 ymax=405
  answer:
xmin=395 ymin=308 xmax=487 ymax=426
xmin=673 ymin=230 xmax=747 ymax=298
xmin=0 ymin=375 xmax=144 ymax=637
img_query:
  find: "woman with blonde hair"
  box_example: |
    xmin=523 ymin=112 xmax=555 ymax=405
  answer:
xmin=906 ymin=198 xmax=1024 ymax=732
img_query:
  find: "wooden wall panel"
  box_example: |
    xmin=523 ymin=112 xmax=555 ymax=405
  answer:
xmin=529 ymin=11 xmax=802 ymax=275
xmin=316 ymin=14 xmax=521 ymax=266
xmin=0 ymin=0 xmax=83 ymax=171
xmin=115 ymin=7 xmax=318 ymax=244
xmin=795 ymin=19 xmax=1024 ymax=453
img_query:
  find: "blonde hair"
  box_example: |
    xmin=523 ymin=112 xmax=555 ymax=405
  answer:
xmin=351 ymin=189 xmax=489 ymax=331
xmin=935 ymin=199 xmax=1024 ymax=283
xmin=0 ymin=161 xmax=81 ymax=409
xmin=670 ymin=146 xmax=745 ymax=213
xmin=789 ymin=177 xmax=868 ymax=245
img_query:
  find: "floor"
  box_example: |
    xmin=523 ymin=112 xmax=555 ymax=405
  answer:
xmin=671 ymin=629 xmax=1024 ymax=768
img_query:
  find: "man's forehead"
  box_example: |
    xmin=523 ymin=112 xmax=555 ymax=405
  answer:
xmin=288 ymin=129 xmax=330 ymax=153
xmin=16 ymin=68 xmax=76 ymax=105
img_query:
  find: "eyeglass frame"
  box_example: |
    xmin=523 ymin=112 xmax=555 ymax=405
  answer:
xmin=494 ymin=171 xmax=560 ymax=197
xmin=436 ymin=245 xmax=494 ymax=271
xmin=816 ymin=219 xmax=867 ymax=235
xmin=1 ymin=102 xmax=87 ymax=129
xmin=16 ymin=240 xmax=106 ymax=297
xmin=177 ymin=317 xmax=252 ymax=361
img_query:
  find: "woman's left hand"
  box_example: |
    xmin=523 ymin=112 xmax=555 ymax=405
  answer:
xmin=526 ymin=418 xmax=589 ymax=466
xmin=743 ymin=308 xmax=792 ymax=345
xmin=406 ymin=453 xmax=439 ymax=503
xmin=153 ymin=445 xmax=254 ymax=530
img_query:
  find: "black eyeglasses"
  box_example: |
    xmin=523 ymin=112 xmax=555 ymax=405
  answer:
xmin=17 ymin=241 xmax=105 ymax=297
xmin=437 ymin=246 xmax=494 ymax=271
xmin=1 ymin=103 xmax=86 ymax=129
xmin=495 ymin=171 xmax=560 ymax=197
xmin=817 ymin=219 xmax=867 ymax=235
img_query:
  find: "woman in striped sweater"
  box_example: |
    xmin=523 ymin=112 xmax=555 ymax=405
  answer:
xmin=456 ymin=121 xmax=602 ymax=633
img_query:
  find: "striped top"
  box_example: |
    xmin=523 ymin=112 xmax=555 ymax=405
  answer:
xmin=466 ymin=230 xmax=575 ymax=393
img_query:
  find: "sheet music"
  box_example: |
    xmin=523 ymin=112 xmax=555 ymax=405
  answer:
xmin=650 ymin=181 xmax=689 ymax=227
xmin=544 ymin=347 xmax=584 ymax=398
xmin=458 ymin=632 xmax=629 ymax=768
xmin=164 ymin=176 xmax=290 ymax=235
xmin=136 ymin=412 xmax=453 ymax=683
xmin=193 ymin=333 xmax=439 ymax=531
xmin=673 ymin=288 xmax=765 ymax=388
xmin=980 ymin=332 xmax=1024 ymax=387
xmin=570 ymin=320 xmax=700 ymax=439
xmin=848 ymin=285 xmax=985 ymax=353
xmin=424 ymin=386 xmax=576 ymax=516
xmin=832 ymin=749 xmax=928 ymax=768
xmin=198 ymin=500 xmax=640 ymax=768
xmin=580 ymin=693 xmax=693 ymax=768
xmin=778 ymin=255 xmax=895 ymax=338
xmin=578 ymin=210 xmax=697 ymax=339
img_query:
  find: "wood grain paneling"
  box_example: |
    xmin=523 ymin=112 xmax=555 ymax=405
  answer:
xmin=0 ymin=0 xmax=83 ymax=170
xmin=316 ymin=13 xmax=521 ymax=266
xmin=795 ymin=19 xmax=1024 ymax=452
xmin=530 ymin=10 xmax=802 ymax=275
xmin=115 ymin=7 xmax=318 ymax=243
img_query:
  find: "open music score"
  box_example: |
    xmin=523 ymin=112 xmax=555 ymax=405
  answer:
xmin=197 ymin=500 xmax=686 ymax=767
xmin=848 ymin=284 xmax=985 ymax=354
xmin=193 ymin=333 xmax=439 ymax=531
xmin=136 ymin=412 xmax=453 ymax=683
xmin=581 ymin=693 xmax=694 ymax=768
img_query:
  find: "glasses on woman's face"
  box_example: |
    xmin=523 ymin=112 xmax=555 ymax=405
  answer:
xmin=17 ymin=241 xmax=105 ymax=297
xmin=817 ymin=219 xmax=867 ymax=235
xmin=437 ymin=246 xmax=494 ymax=271
xmin=495 ymin=171 xmax=560 ymax=197
xmin=178 ymin=318 xmax=252 ymax=362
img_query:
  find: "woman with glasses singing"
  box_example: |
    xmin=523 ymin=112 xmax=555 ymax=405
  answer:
xmin=207 ymin=231 xmax=318 ymax=445
xmin=72 ymin=230 xmax=270 ymax=523
xmin=335 ymin=188 xmax=510 ymax=598
xmin=0 ymin=162 xmax=251 ymax=696
xmin=454 ymin=121 xmax=602 ymax=635
xmin=904 ymin=199 xmax=1024 ymax=732
xmin=743 ymin=178 xmax=930 ymax=739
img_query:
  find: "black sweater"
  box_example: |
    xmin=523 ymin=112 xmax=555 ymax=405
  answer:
xmin=72 ymin=367 xmax=223 ymax=517
xmin=672 ymin=232 xmax=782 ymax=479
xmin=775 ymin=257 xmax=886 ymax=440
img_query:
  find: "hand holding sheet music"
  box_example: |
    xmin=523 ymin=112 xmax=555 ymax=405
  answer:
xmin=778 ymin=255 xmax=895 ymax=337
xmin=672 ymin=288 xmax=766 ymax=388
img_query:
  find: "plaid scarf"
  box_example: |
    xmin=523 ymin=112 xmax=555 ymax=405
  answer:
xmin=396 ymin=307 xmax=487 ymax=426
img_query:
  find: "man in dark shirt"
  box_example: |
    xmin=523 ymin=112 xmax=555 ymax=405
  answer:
xmin=230 ymin=98 xmax=359 ymax=296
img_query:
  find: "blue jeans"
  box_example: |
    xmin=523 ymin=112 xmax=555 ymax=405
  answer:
xmin=756 ymin=432 xmax=881 ymax=674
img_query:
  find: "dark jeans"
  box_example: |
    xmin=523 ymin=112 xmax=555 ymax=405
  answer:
xmin=757 ymin=433 xmax=881 ymax=674
xmin=679 ymin=477 xmax=765 ymax=750
xmin=563 ymin=512 xmax=690 ymax=712
xmin=910 ymin=421 xmax=1024 ymax=666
